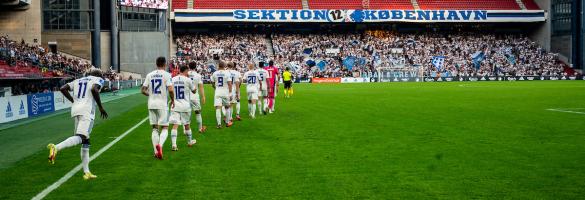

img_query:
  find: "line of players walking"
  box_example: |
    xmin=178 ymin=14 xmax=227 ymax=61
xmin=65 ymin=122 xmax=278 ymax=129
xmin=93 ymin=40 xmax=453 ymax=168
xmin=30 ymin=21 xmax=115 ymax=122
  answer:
xmin=142 ymin=57 xmax=281 ymax=160
xmin=46 ymin=57 xmax=286 ymax=180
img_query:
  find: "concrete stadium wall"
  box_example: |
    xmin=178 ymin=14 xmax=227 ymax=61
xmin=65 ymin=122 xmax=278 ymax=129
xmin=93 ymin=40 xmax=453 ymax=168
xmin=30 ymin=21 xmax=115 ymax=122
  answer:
xmin=530 ymin=0 xmax=571 ymax=64
xmin=0 ymin=0 xmax=41 ymax=44
xmin=41 ymin=32 xmax=92 ymax=60
xmin=119 ymin=32 xmax=169 ymax=76
xmin=100 ymin=32 xmax=111 ymax=70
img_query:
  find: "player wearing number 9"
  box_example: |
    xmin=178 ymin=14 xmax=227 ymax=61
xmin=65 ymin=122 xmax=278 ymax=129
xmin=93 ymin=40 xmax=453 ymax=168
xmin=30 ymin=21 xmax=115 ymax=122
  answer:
xmin=141 ymin=56 xmax=175 ymax=160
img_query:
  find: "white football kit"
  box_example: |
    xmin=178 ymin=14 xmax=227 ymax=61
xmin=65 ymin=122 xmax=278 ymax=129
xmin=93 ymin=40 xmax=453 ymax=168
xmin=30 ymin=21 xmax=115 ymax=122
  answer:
xmin=243 ymin=70 xmax=261 ymax=100
xmin=169 ymin=75 xmax=194 ymax=125
xmin=211 ymin=70 xmax=231 ymax=107
xmin=228 ymin=69 xmax=241 ymax=103
xmin=188 ymin=71 xmax=203 ymax=111
xmin=257 ymin=68 xmax=269 ymax=97
xmin=143 ymin=69 xmax=173 ymax=126
xmin=67 ymin=75 xmax=104 ymax=138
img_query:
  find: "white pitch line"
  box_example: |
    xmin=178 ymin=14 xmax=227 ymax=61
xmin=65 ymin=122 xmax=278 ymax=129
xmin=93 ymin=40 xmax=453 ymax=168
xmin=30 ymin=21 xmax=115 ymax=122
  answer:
xmin=32 ymin=117 xmax=148 ymax=200
xmin=546 ymin=108 xmax=585 ymax=115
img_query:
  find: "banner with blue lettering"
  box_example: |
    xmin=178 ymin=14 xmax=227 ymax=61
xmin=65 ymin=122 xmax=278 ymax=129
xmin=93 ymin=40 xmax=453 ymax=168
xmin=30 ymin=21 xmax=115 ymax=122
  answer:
xmin=27 ymin=93 xmax=55 ymax=117
xmin=173 ymin=9 xmax=546 ymax=23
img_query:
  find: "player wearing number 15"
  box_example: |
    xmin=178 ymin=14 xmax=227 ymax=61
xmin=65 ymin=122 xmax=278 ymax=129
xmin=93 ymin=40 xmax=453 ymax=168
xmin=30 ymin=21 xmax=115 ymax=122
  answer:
xmin=141 ymin=57 xmax=175 ymax=160
xmin=46 ymin=69 xmax=108 ymax=180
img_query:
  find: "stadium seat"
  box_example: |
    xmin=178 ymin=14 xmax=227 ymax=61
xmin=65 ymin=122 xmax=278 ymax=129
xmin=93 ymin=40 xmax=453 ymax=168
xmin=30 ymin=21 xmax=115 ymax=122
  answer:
xmin=193 ymin=0 xmax=302 ymax=9
xmin=417 ymin=0 xmax=521 ymax=10
xmin=522 ymin=0 xmax=541 ymax=10
xmin=369 ymin=0 xmax=414 ymax=9
xmin=309 ymin=0 xmax=364 ymax=9
xmin=172 ymin=0 xmax=188 ymax=10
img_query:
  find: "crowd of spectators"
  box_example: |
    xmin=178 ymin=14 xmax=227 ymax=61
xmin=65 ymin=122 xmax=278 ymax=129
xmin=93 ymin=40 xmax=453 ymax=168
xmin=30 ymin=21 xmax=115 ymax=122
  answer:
xmin=173 ymin=31 xmax=572 ymax=80
xmin=120 ymin=0 xmax=168 ymax=9
xmin=173 ymin=33 xmax=269 ymax=79
xmin=272 ymin=30 xmax=572 ymax=79
xmin=0 ymin=35 xmax=94 ymax=78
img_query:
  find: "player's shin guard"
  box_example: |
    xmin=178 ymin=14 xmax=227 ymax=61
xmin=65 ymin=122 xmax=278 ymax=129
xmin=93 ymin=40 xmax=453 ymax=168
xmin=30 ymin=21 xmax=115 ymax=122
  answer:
xmin=196 ymin=113 xmax=203 ymax=130
xmin=216 ymin=109 xmax=222 ymax=125
xmin=151 ymin=129 xmax=159 ymax=154
xmin=159 ymin=128 xmax=168 ymax=147
xmin=56 ymin=135 xmax=82 ymax=151
xmin=171 ymin=129 xmax=178 ymax=147
xmin=81 ymin=145 xmax=90 ymax=173
xmin=251 ymin=104 xmax=256 ymax=117
xmin=225 ymin=108 xmax=232 ymax=123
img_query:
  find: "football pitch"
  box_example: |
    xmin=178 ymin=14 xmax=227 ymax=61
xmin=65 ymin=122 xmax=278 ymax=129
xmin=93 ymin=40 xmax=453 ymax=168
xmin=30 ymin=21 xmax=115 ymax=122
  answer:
xmin=1 ymin=81 xmax=584 ymax=199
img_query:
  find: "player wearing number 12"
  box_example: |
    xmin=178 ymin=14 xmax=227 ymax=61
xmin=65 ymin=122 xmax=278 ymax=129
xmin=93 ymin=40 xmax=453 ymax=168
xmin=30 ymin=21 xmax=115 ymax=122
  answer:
xmin=169 ymin=66 xmax=198 ymax=151
xmin=46 ymin=69 xmax=108 ymax=180
xmin=141 ymin=57 xmax=175 ymax=160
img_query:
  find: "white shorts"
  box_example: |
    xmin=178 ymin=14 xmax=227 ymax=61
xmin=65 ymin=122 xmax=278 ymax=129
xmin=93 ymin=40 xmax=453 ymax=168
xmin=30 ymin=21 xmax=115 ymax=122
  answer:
xmin=260 ymin=89 xmax=268 ymax=97
xmin=214 ymin=95 xmax=229 ymax=107
xmin=148 ymin=109 xmax=169 ymax=126
xmin=169 ymin=111 xmax=191 ymax=125
xmin=230 ymin=93 xmax=239 ymax=104
xmin=73 ymin=115 xmax=94 ymax=138
xmin=190 ymin=98 xmax=201 ymax=111
xmin=247 ymin=90 xmax=258 ymax=101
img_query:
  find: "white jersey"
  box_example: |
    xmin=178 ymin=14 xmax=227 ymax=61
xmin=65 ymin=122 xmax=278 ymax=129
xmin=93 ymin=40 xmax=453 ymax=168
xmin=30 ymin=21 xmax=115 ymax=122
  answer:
xmin=257 ymin=68 xmax=268 ymax=90
xmin=228 ymin=69 xmax=241 ymax=95
xmin=188 ymin=71 xmax=203 ymax=101
xmin=171 ymin=75 xmax=194 ymax=112
xmin=68 ymin=76 xmax=104 ymax=119
xmin=211 ymin=70 xmax=231 ymax=97
xmin=143 ymin=69 xmax=173 ymax=110
xmin=243 ymin=70 xmax=261 ymax=92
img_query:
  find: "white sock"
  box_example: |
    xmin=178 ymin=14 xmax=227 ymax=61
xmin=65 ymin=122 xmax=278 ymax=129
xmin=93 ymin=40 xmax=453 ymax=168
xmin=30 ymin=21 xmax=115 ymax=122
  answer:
xmin=56 ymin=136 xmax=82 ymax=151
xmin=263 ymin=99 xmax=268 ymax=110
xmin=196 ymin=113 xmax=203 ymax=130
xmin=185 ymin=129 xmax=192 ymax=143
xmin=81 ymin=147 xmax=90 ymax=173
xmin=225 ymin=107 xmax=231 ymax=123
xmin=221 ymin=107 xmax=226 ymax=116
xmin=151 ymin=129 xmax=159 ymax=154
xmin=216 ymin=108 xmax=222 ymax=125
xmin=272 ymin=99 xmax=276 ymax=111
xmin=159 ymin=128 xmax=168 ymax=146
xmin=236 ymin=102 xmax=240 ymax=115
xmin=251 ymin=103 xmax=256 ymax=117
xmin=171 ymin=129 xmax=178 ymax=147
xmin=257 ymin=101 xmax=262 ymax=113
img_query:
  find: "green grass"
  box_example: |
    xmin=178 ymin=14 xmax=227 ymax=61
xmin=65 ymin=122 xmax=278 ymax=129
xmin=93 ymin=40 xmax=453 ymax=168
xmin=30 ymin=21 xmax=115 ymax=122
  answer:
xmin=1 ymin=81 xmax=584 ymax=199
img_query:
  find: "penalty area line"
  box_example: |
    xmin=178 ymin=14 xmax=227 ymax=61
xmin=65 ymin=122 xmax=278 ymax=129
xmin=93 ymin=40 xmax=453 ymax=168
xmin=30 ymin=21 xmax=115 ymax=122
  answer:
xmin=32 ymin=117 xmax=148 ymax=200
xmin=546 ymin=108 xmax=585 ymax=115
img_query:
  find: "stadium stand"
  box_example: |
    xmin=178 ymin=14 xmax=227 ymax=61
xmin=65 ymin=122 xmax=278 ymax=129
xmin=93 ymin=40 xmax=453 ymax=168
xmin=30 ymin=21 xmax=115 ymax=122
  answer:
xmin=521 ymin=0 xmax=541 ymax=10
xmin=172 ymin=0 xmax=188 ymax=10
xmin=417 ymin=0 xmax=520 ymax=10
xmin=368 ymin=0 xmax=414 ymax=9
xmin=308 ymin=0 xmax=364 ymax=9
xmin=193 ymin=0 xmax=302 ymax=9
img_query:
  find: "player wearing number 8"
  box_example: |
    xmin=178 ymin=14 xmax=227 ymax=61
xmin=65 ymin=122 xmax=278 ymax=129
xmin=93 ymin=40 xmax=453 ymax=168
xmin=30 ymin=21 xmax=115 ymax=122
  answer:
xmin=141 ymin=57 xmax=175 ymax=160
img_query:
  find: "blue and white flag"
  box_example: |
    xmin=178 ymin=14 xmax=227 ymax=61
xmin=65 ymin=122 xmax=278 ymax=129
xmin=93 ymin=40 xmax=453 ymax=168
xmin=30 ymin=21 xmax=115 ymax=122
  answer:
xmin=343 ymin=56 xmax=357 ymax=70
xmin=316 ymin=60 xmax=326 ymax=71
xmin=471 ymin=51 xmax=485 ymax=69
xmin=431 ymin=56 xmax=445 ymax=71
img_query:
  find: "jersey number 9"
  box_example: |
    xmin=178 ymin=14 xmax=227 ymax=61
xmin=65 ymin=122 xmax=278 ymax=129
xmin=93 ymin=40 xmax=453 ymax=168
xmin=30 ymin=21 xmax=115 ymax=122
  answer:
xmin=218 ymin=77 xmax=224 ymax=87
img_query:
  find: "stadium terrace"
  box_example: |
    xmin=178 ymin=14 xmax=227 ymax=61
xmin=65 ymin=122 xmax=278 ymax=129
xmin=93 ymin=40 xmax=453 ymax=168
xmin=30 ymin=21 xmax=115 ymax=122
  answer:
xmin=174 ymin=9 xmax=546 ymax=23
xmin=234 ymin=10 xmax=489 ymax=22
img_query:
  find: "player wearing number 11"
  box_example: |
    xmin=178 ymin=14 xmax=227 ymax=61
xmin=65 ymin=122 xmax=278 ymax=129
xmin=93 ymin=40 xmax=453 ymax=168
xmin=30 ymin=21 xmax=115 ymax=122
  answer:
xmin=142 ymin=57 xmax=175 ymax=160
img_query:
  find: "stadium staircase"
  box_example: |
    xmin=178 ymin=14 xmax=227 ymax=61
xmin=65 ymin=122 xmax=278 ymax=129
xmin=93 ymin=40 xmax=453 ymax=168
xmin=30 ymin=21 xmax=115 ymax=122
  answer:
xmin=264 ymin=36 xmax=275 ymax=58
xmin=410 ymin=0 xmax=420 ymax=9
xmin=187 ymin=0 xmax=194 ymax=9
xmin=515 ymin=0 xmax=527 ymax=10
xmin=302 ymin=0 xmax=309 ymax=9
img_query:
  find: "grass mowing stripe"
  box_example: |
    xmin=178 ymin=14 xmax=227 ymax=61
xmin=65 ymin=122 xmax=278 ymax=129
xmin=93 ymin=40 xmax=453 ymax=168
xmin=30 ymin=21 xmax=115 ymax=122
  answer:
xmin=31 ymin=117 xmax=148 ymax=200
xmin=546 ymin=108 xmax=585 ymax=115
